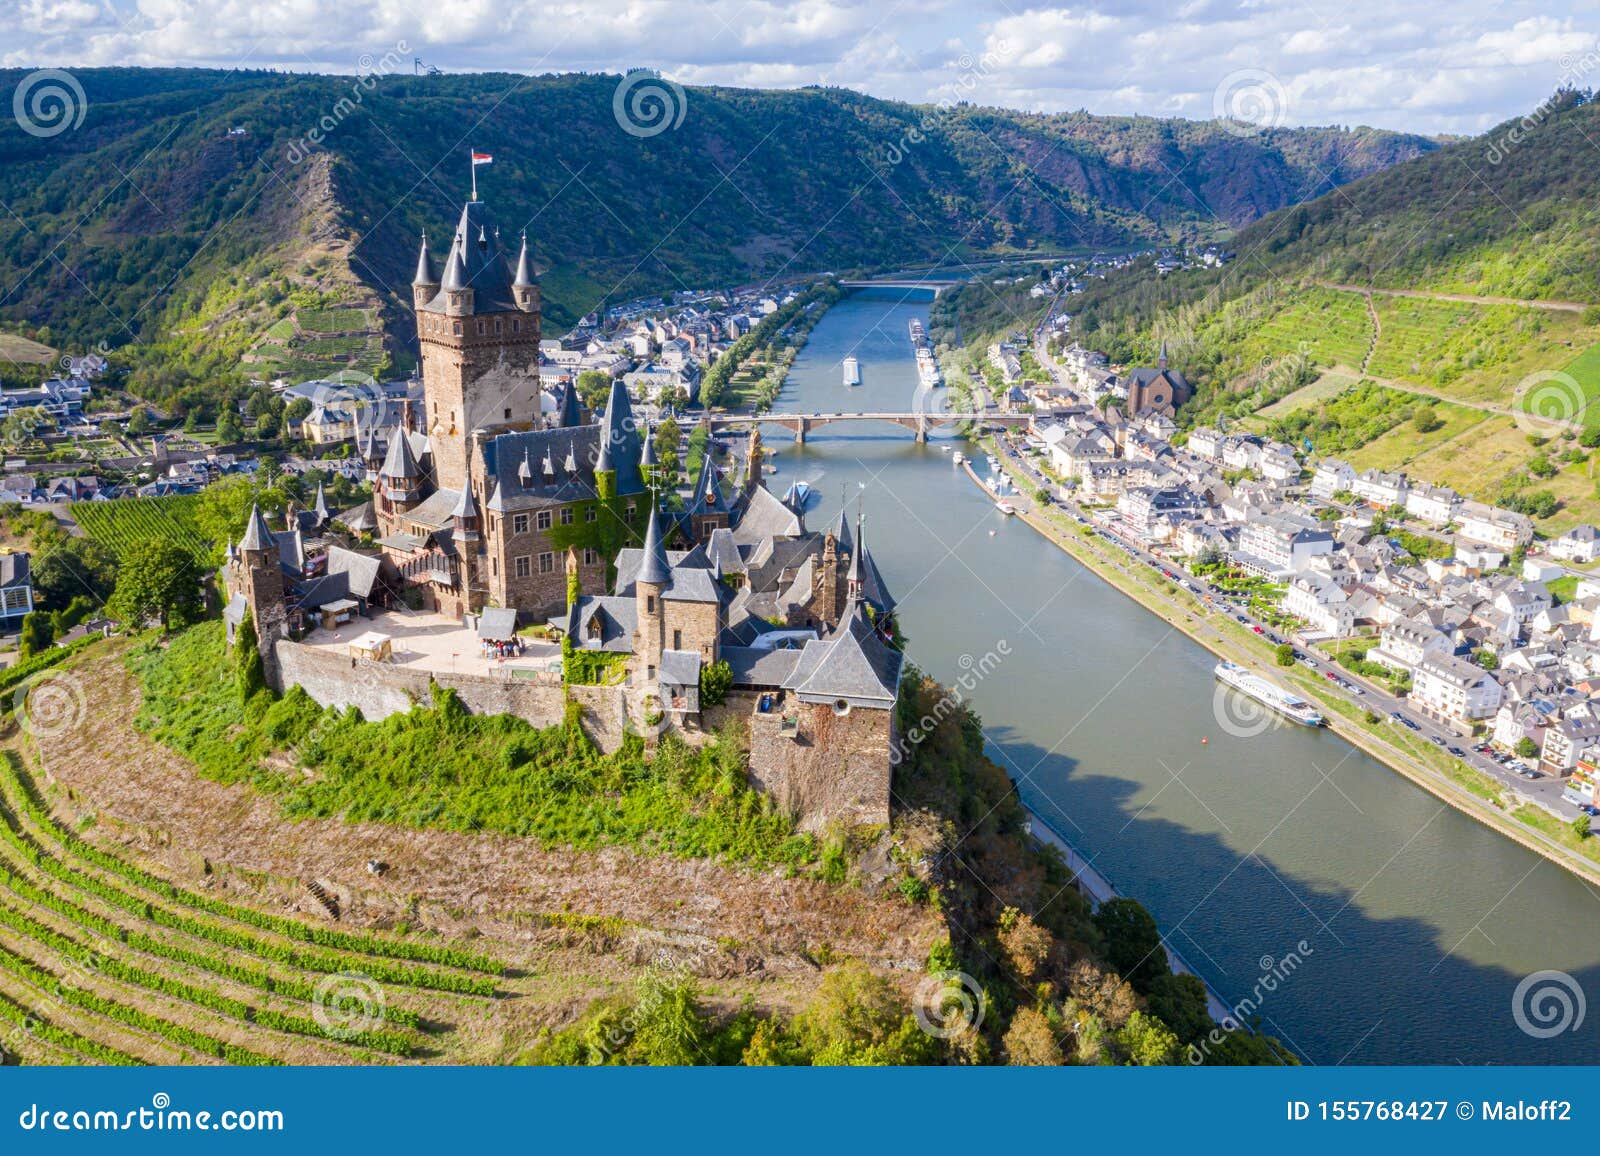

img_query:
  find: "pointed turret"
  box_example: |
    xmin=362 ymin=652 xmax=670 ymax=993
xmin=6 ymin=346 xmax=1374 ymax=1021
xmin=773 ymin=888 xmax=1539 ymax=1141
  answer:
xmin=411 ymin=232 xmax=439 ymax=309
xmin=847 ymin=507 xmax=865 ymax=597
xmin=599 ymin=377 xmax=645 ymax=494
xmin=239 ymin=502 xmax=276 ymax=556
xmin=637 ymin=496 xmax=671 ymax=588
xmin=379 ymin=428 xmax=423 ymax=509
xmin=313 ymin=480 xmax=330 ymax=525
xmin=641 ymin=425 xmax=657 ymax=470
xmin=1158 ymin=339 xmax=1168 ymax=371
xmin=555 ymin=379 xmax=582 ymax=428
xmin=513 ymin=231 xmax=538 ymax=312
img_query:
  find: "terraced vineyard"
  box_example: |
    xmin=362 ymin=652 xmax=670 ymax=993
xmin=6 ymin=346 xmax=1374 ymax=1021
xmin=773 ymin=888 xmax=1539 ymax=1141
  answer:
xmin=71 ymin=496 xmax=211 ymax=565
xmin=1365 ymin=296 xmax=1583 ymax=397
xmin=0 ymin=755 xmax=504 ymax=1066
xmin=245 ymin=304 xmax=386 ymax=384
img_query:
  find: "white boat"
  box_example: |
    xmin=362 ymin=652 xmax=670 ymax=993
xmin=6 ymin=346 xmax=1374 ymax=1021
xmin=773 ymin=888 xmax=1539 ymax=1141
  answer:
xmin=842 ymin=356 xmax=860 ymax=386
xmin=996 ymin=500 xmax=1016 ymax=516
xmin=952 ymin=451 xmax=965 ymax=465
xmin=1213 ymin=661 xmax=1325 ymax=727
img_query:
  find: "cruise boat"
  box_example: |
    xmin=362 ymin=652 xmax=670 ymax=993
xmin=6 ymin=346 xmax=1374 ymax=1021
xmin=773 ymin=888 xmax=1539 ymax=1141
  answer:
xmin=952 ymin=451 xmax=966 ymax=465
xmin=995 ymin=500 xmax=1017 ymax=516
xmin=842 ymin=356 xmax=861 ymax=386
xmin=1213 ymin=661 xmax=1325 ymax=727
xmin=909 ymin=319 xmax=927 ymax=346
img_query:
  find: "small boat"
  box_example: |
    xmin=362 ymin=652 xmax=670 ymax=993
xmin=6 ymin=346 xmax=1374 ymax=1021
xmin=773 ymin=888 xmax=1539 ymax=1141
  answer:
xmin=842 ymin=356 xmax=860 ymax=386
xmin=996 ymin=500 xmax=1016 ymax=516
xmin=1214 ymin=661 xmax=1325 ymax=727
xmin=952 ymin=451 xmax=966 ymax=465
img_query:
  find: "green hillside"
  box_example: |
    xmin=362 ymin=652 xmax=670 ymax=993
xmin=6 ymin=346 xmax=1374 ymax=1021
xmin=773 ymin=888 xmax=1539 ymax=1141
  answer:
xmin=0 ymin=68 xmax=1432 ymax=407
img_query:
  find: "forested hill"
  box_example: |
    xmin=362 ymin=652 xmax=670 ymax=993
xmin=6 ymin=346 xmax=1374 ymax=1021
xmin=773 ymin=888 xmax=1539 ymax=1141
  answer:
xmin=0 ymin=67 xmax=1430 ymax=396
xmin=1074 ymin=90 xmax=1600 ymax=354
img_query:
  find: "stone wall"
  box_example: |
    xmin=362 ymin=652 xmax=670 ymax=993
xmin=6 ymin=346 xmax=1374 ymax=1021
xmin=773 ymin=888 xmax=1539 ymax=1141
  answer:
xmin=273 ymin=639 xmax=630 ymax=753
xmin=742 ymin=692 xmax=893 ymax=833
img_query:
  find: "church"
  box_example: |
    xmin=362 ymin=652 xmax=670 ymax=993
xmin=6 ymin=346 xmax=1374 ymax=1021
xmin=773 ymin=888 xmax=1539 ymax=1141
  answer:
xmin=1123 ymin=342 xmax=1193 ymax=418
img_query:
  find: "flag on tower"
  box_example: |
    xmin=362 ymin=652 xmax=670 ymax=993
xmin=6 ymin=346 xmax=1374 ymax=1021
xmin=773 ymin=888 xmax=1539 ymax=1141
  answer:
xmin=471 ymin=152 xmax=493 ymax=165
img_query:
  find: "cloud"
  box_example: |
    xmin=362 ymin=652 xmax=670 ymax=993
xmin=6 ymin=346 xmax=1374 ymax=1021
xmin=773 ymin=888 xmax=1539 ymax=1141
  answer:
xmin=0 ymin=0 xmax=1592 ymax=133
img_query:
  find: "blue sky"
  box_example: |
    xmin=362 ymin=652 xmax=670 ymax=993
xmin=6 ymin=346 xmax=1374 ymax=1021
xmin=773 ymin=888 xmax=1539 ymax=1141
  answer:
xmin=6 ymin=0 xmax=1596 ymax=134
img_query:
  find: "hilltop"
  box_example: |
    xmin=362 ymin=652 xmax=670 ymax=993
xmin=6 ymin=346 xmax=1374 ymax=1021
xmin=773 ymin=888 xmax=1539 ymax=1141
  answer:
xmin=1059 ymin=91 xmax=1600 ymax=534
xmin=0 ymin=68 xmax=1431 ymax=403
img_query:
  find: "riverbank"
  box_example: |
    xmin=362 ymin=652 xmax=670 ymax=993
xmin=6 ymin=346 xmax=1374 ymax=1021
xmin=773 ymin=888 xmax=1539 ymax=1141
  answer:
xmin=969 ymin=437 xmax=1600 ymax=890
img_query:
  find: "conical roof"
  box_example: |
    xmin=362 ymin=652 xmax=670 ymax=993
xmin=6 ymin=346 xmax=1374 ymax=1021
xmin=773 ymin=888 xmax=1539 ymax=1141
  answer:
xmin=598 ymin=377 xmax=644 ymax=493
xmin=441 ymin=244 xmax=467 ymax=292
xmin=380 ymin=428 xmax=422 ymax=480
xmin=313 ymin=480 xmax=330 ymax=521
xmin=641 ymin=426 xmax=657 ymax=467
xmin=555 ymin=380 xmax=582 ymax=428
xmin=412 ymin=232 xmax=437 ymax=287
xmin=239 ymin=502 xmax=275 ymax=553
xmin=637 ymin=498 xmax=671 ymax=587
xmin=514 ymin=233 xmax=536 ymax=288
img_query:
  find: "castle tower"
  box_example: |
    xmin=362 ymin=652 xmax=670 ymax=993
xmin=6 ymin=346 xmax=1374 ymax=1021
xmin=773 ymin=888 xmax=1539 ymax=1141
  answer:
xmin=235 ymin=502 xmax=286 ymax=688
xmin=634 ymin=496 xmax=670 ymax=681
xmin=451 ymin=448 xmax=483 ymax=612
xmin=846 ymin=507 xmax=865 ymax=603
xmin=414 ymin=197 xmax=542 ymax=493
xmin=377 ymin=424 xmax=425 ymax=522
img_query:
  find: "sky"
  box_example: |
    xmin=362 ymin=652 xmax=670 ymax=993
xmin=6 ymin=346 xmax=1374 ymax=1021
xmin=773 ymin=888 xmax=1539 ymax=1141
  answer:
xmin=4 ymin=0 xmax=1598 ymax=135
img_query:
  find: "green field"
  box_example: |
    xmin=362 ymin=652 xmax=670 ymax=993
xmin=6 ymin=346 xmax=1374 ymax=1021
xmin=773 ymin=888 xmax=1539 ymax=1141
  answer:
xmin=0 ymin=333 xmax=57 ymax=365
xmin=72 ymin=496 xmax=211 ymax=564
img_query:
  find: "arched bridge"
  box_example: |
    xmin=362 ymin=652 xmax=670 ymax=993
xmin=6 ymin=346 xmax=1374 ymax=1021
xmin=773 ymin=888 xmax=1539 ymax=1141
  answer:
xmin=837 ymin=279 xmax=960 ymax=298
xmin=705 ymin=411 xmax=1031 ymax=443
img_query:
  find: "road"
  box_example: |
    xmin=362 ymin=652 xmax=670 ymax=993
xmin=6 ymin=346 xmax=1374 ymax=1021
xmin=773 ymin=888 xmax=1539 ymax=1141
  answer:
xmin=986 ymin=427 xmax=1581 ymax=823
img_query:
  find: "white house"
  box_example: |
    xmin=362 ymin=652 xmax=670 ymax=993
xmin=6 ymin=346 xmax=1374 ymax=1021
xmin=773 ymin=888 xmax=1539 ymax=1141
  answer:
xmin=1352 ymin=469 xmax=1409 ymax=509
xmin=1551 ymin=525 xmax=1600 ymax=564
xmin=1235 ymin=513 xmax=1334 ymax=575
xmin=1458 ymin=501 xmax=1534 ymax=550
xmin=1187 ymin=427 xmax=1224 ymax=460
xmin=1367 ymin=615 xmax=1453 ymax=673
xmin=1411 ymin=655 xmax=1504 ymax=730
xmin=1259 ymin=445 xmax=1302 ymax=484
xmin=1404 ymin=483 xmax=1459 ymax=527
xmin=1282 ymin=574 xmax=1354 ymax=637
xmin=1309 ymin=459 xmax=1355 ymax=500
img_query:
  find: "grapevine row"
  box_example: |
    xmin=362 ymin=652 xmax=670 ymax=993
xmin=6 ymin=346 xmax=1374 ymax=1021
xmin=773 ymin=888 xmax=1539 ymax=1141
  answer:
xmin=0 ymin=903 xmax=416 ymax=1057
xmin=0 ymin=795 xmax=494 ymax=996
xmin=0 ymin=987 xmax=142 ymax=1066
xmin=0 ymin=866 xmax=422 ymax=1029
xmin=0 ymin=942 xmax=278 ymax=1066
xmin=1 ymin=759 xmax=503 ymax=975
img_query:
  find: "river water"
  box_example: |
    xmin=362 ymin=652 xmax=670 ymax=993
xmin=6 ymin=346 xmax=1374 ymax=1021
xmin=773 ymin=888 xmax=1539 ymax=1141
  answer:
xmin=757 ymin=288 xmax=1600 ymax=1065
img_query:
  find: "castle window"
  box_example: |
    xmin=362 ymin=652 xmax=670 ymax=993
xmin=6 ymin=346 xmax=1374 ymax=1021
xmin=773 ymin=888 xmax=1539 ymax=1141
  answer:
xmin=583 ymin=548 xmax=598 ymax=566
xmin=495 ymin=319 xmax=502 ymax=334
xmin=539 ymin=552 xmax=554 ymax=574
xmin=585 ymin=508 xmax=597 ymax=523
xmin=504 ymin=408 xmax=511 ymax=419
xmin=492 ymin=557 xmax=498 ymax=575
xmin=453 ymin=322 xmax=461 ymax=335
xmin=515 ymin=555 xmax=531 ymax=578
xmin=646 ymin=595 xmax=656 ymax=613
xmin=536 ymin=510 xmax=552 ymax=531
xmin=512 ymin=513 xmax=529 ymax=534
xmin=560 ymin=507 xmax=573 ymax=525
xmin=477 ymin=321 xmax=485 ymax=335
xmin=626 ymin=504 xmax=637 ymax=522
xmin=672 ymin=629 xmax=682 ymax=650
xmin=513 ymin=319 xmax=520 ymax=332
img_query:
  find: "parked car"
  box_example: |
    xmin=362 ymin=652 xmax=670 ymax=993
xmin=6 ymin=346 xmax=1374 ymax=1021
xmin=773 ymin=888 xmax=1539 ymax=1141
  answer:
xmin=1252 ymin=625 xmax=1264 ymax=635
xmin=1447 ymin=746 xmax=1466 ymax=758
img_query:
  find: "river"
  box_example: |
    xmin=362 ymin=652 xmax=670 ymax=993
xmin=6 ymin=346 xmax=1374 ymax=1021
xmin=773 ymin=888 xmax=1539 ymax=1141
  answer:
xmin=755 ymin=287 xmax=1600 ymax=1064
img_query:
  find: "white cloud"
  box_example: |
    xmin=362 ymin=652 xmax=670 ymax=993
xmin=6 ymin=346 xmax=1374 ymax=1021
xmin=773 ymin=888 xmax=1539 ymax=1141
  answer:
xmin=0 ymin=0 xmax=1591 ymax=133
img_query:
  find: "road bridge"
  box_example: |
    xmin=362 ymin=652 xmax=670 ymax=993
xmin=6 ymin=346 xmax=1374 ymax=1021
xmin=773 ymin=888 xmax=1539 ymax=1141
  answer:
xmin=704 ymin=410 xmax=1030 ymax=443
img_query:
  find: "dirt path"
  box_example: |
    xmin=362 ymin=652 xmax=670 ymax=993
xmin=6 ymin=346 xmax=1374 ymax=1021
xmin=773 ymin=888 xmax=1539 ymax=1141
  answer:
xmin=1319 ymin=282 xmax=1592 ymax=313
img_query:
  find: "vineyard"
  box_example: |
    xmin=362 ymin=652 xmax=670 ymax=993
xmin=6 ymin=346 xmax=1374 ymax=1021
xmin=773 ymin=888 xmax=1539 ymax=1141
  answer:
xmin=245 ymin=303 xmax=386 ymax=384
xmin=0 ymin=753 xmax=505 ymax=1065
xmin=71 ymin=497 xmax=212 ymax=565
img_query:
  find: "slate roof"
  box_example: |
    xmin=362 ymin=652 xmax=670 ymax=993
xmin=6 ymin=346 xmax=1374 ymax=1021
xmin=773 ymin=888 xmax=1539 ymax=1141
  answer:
xmin=558 ymin=595 xmax=638 ymax=652
xmin=0 ymin=552 xmax=29 ymax=591
xmin=478 ymin=606 xmax=519 ymax=640
xmin=732 ymin=484 xmax=803 ymax=544
xmin=659 ymin=649 xmax=703 ymax=686
xmin=417 ymin=200 xmax=521 ymax=315
xmin=722 ymin=644 xmax=803 ymax=686
xmin=781 ymin=600 xmax=901 ymax=706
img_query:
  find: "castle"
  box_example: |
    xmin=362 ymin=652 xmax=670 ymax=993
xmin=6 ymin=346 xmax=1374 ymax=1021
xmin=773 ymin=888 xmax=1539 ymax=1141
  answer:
xmin=223 ymin=191 xmax=903 ymax=829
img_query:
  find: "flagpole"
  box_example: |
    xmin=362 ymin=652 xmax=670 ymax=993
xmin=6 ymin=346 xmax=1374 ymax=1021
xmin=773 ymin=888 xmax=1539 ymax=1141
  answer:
xmin=470 ymin=149 xmax=477 ymax=202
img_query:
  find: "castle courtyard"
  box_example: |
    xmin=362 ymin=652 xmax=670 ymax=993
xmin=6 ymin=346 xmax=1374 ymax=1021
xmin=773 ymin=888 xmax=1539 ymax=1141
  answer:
xmin=298 ymin=609 xmax=563 ymax=680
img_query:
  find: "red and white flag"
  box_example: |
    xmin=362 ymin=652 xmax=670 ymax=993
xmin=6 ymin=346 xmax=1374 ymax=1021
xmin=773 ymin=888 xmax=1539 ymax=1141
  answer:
xmin=471 ymin=152 xmax=493 ymax=166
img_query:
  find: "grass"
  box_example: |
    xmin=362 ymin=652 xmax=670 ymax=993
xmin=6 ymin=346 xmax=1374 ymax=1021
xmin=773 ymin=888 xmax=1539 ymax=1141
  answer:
xmin=0 ymin=333 xmax=57 ymax=364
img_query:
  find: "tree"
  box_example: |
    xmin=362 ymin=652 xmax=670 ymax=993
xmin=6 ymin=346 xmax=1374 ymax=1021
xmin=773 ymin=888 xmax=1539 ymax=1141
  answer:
xmin=255 ymin=410 xmax=281 ymax=440
xmin=216 ymin=410 xmax=244 ymax=445
xmin=1092 ymin=897 xmax=1170 ymax=994
xmin=1145 ymin=973 xmax=1214 ymax=1045
xmin=1274 ymin=642 xmax=1295 ymax=667
xmin=2 ymin=406 xmax=49 ymax=449
xmin=32 ymin=536 xmax=117 ymax=612
xmin=1116 ymin=1010 xmax=1182 ymax=1065
xmin=791 ymin=961 xmax=938 ymax=1065
xmin=125 ymin=408 xmax=151 ymax=436
xmin=1574 ymin=814 xmax=1591 ymax=840
xmin=576 ymin=370 xmax=612 ymax=414
xmin=698 ymin=659 xmax=733 ymax=708
xmin=1412 ymin=405 xmax=1442 ymax=433
xmin=17 ymin=611 xmax=54 ymax=658
xmin=107 ymin=539 xmax=201 ymax=631
xmin=195 ymin=476 xmax=285 ymax=563
xmin=653 ymin=417 xmax=681 ymax=482
xmin=1476 ymin=649 xmax=1499 ymax=670
xmin=998 ymin=906 xmax=1053 ymax=985
xmin=1515 ymin=737 xmax=1540 ymax=759
xmin=1002 ymin=1007 xmax=1064 ymax=1065
xmin=236 ymin=610 xmax=265 ymax=703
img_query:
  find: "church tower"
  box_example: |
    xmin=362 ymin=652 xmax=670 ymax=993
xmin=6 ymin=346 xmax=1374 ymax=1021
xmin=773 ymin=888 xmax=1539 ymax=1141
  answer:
xmin=413 ymin=196 xmax=542 ymax=493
